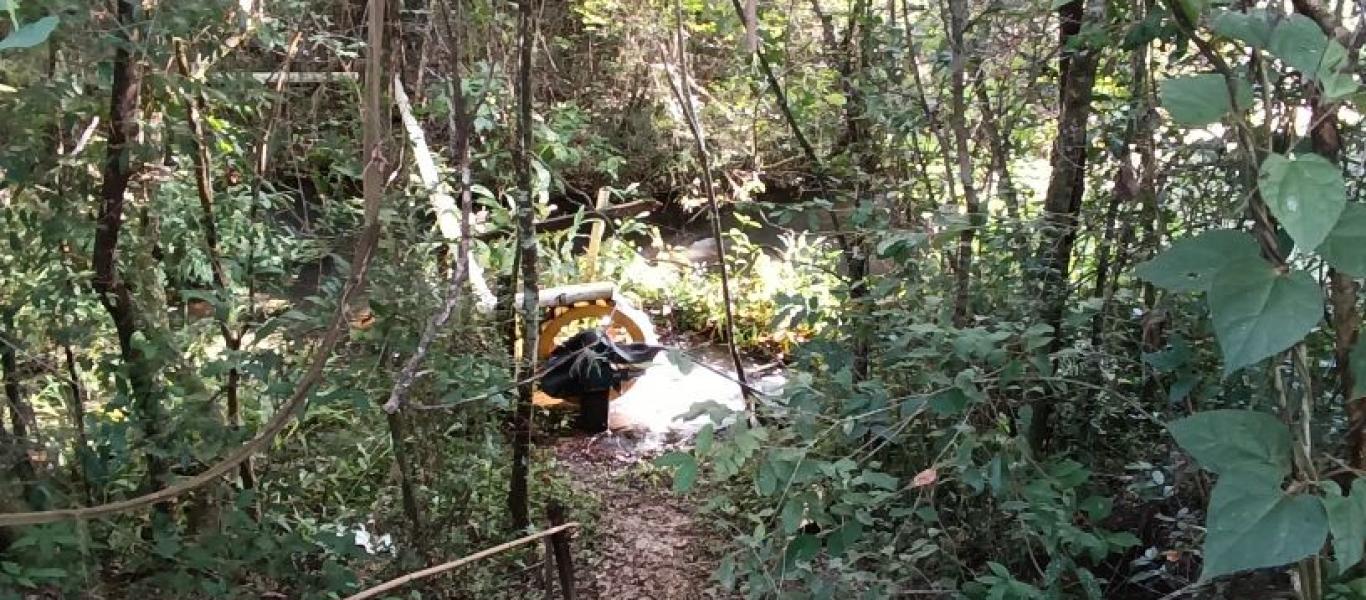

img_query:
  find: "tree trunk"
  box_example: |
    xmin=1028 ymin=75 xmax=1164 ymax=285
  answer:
xmin=1027 ymin=0 xmax=1106 ymax=454
xmin=94 ymin=0 xmax=170 ymax=499
xmin=2 ymin=309 xmax=37 ymax=502
xmin=509 ymin=0 xmax=539 ymax=532
xmin=63 ymin=345 xmax=95 ymax=505
xmin=946 ymin=0 xmax=979 ymax=328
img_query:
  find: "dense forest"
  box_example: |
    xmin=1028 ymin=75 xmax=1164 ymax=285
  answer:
xmin=4 ymin=0 xmax=1366 ymax=598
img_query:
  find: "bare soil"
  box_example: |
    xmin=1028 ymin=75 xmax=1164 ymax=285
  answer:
xmin=554 ymin=435 xmax=735 ymax=600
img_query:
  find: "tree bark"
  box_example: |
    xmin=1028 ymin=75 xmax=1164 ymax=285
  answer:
xmin=509 ymin=0 xmax=540 ymax=532
xmin=1027 ymin=0 xmax=1106 ymax=454
xmin=62 ymin=345 xmax=95 ymax=505
xmin=946 ymin=0 xmax=979 ymax=328
xmin=94 ymin=0 xmax=170 ymax=499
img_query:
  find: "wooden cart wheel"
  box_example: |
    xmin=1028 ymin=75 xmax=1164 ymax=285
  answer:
xmin=532 ymin=298 xmax=657 ymax=410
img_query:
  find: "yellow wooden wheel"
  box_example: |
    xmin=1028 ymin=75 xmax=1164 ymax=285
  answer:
xmin=532 ymin=297 xmax=656 ymax=410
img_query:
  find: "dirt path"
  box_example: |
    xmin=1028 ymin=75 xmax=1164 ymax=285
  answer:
xmin=555 ymin=435 xmax=733 ymax=600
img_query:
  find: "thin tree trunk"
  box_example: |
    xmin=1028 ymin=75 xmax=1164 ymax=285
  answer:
xmin=95 ymin=0 xmax=170 ymax=500
xmin=509 ymin=0 xmax=540 ymax=532
xmin=2 ymin=309 xmax=37 ymax=504
xmin=1090 ymin=165 xmax=1130 ymax=347
xmin=63 ymin=345 xmax=95 ymax=505
xmin=1027 ymin=0 xmax=1106 ymax=454
xmin=946 ymin=0 xmax=979 ymax=328
xmin=670 ymin=0 xmax=752 ymax=407
xmin=973 ymin=84 xmax=1020 ymax=229
xmin=173 ymin=42 xmax=257 ymax=501
xmin=2 ymin=311 xmax=26 ymax=441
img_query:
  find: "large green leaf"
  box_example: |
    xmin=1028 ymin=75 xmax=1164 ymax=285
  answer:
xmin=1318 ymin=203 xmax=1366 ymax=277
xmin=1160 ymin=74 xmax=1254 ymax=127
xmin=1201 ymin=470 xmax=1328 ymax=580
xmin=1259 ymin=153 xmax=1347 ymax=251
xmin=1316 ymin=40 xmax=1359 ymax=101
xmin=1210 ymin=9 xmax=1272 ymax=48
xmin=1323 ymin=479 xmax=1366 ymax=571
xmin=0 ymin=15 xmax=57 ymax=51
xmin=1134 ymin=230 xmax=1261 ymax=293
xmin=1168 ymin=409 xmax=1292 ymax=478
xmin=1269 ymin=14 xmax=1329 ymax=75
xmin=1208 ymin=261 xmax=1323 ymax=375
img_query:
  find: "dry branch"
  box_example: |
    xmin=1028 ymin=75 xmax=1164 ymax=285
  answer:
xmin=342 ymin=522 xmax=580 ymax=600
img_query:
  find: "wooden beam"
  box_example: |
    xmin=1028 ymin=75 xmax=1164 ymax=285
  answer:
xmin=476 ymin=199 xmax=659 ymax=241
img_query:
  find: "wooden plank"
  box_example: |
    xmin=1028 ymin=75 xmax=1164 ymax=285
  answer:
xmin=518 ymin=282 xmax=615 ymax=309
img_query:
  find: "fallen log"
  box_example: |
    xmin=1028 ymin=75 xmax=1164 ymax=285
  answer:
xmin=476 ymin=199 xmax=659 ymax=241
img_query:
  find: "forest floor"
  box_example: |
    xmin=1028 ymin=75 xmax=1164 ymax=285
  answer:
xmin=555 ymin=435 xmax=733 ymax=599
xmin=546 ymin=343 xmax=778 ymax=599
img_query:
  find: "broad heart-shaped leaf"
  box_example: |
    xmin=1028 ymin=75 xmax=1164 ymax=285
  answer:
xmin=1316 ymin=40 xmax=1360 ymax=101
xmin=0 ymin=15 xmax=57 ymax=51
xmin=1259 ymin=153 xmax=1346 ymax=251
xmin=1168 ymin=410 xmax=1292 ymax=478
xmin=1269 ymin=14 xmax=1329 ymax=75
xmin=1160 ymin=74 xmax=1254 ymax=127
xmin=1135 ymin=230 xmax=1262 ymax=293
xmin=1208 ymin=261 xmax=1323 ymax=376
xmin=1210 ymin=9 xmax=1272 ymax=48
xmin=1201 ymin=469 xmax=1328 ymax=581
xmin=1323 ymin=479 xmax=1366 ymax=571
xmin=1317 ymin=203 xmax=1366 ymax=277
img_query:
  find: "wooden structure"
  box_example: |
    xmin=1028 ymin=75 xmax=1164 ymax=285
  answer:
xmin=529 ymin=281 xmax=657 ymax=410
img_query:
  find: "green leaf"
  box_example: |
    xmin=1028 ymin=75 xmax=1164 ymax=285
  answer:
xmin=655 ymin=452 xmax=698 ymax=492
xmin=858 ymin=471 xmax=898 ymax=490
xmin=1317 ymin=203 xmax=1366 ymax=277
xmin=1168 ymin=410 xmax=1292 ymax=478
xmin=1208 ymin=262 xmax=1323 ymax=375
xmin=928 ymin=387 xmax=968 ymax=416
xmin=1160 ymin=74 xmax=1253 ymax=127
xmin=780 ymin=495 xmax=806 ymax=534
xmin=1323 ymin=479 xmax=1366 ymax=570
xmin=825 ymin=521 xmax=863 ymax=557
xmin=695 ymin=423 xmax=714 ymax=454
xmin=1134 ymin=230 xmax=1262 ymax=293
xmin=665 ymin=347 xmax=694 ymax=375
xmin=1316 ymin=40 xmax=1359 ymax=101
xmin=1175 ymin=0 xmax=1205 ymax=23
xmin=1259 ymin=153 xmax=1347 ymax=251
xmin=1201 ymin=470 xmax=1328 ymax=580
xmin=783 ymin=534 xmax=821 ymax=570
xmin=0 ymin=15 xmax=57 ymax=51
xmin=1269 ymin=14 xmax=1329 ymax=75
xmin=1210 ymin=9 xmax=1272 ymax=48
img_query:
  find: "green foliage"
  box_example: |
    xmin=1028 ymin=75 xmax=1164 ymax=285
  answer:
xmin=1168 ymin=410 xmax=1291 ymax=478
xmin=1135 ymin=230 xmax=1261 ymax=293
xmin=1159 ymin=74 xmax=1252 ymax=126
xmin=1210 ymin=9 xmax=1272 ymax=48
xmin=1323 ymin=480 xmax=1366 ymax=572
xmin=0 ymin=14 xmax=56 ymax=51
xmin=1203 ymin=469 xmax=1327 ymax=580
xmin=1258 ymin=153 xmax=1347 ymax=251
xmin=1208 ymin=261 xmax=1322 ymax=375
xmin=1318 ymin=203 xmax=1366 ymax=277
xmin=1269 ymin=14 xmax=1331 ymax=75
